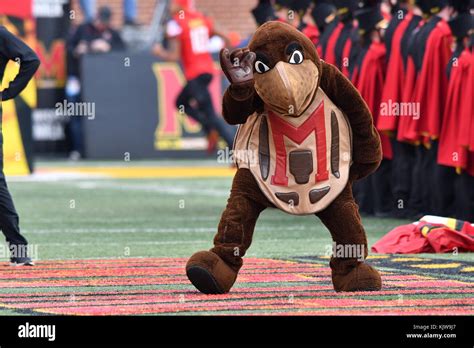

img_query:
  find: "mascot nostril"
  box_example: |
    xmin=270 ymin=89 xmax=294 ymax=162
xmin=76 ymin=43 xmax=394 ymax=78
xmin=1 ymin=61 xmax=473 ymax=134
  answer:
xmin=186 ymin=21 xmax=384 ymax=294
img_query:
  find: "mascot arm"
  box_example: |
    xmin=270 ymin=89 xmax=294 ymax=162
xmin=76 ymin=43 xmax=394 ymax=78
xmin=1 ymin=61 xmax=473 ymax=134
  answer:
xmin=220 ymin=48 xmax=264 ymax=125
xmin=222 ymin=87 xmax=263 ymax=125
xmin=319 ymin=61 xmax=382 ymax=180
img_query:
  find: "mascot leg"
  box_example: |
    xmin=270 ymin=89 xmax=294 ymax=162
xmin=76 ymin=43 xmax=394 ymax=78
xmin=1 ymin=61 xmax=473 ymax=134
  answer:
xmin=186 ymin=168 xmax=271 ymax=294
xmin=316 ymin=183 xmax=382 ymax=292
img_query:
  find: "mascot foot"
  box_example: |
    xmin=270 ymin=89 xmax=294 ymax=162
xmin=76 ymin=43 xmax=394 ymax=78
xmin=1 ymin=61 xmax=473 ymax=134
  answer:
xmin=186 ymin=251 xmax=238 ymax=294
xmin=331 ymin=259 xmax=382 ymax=292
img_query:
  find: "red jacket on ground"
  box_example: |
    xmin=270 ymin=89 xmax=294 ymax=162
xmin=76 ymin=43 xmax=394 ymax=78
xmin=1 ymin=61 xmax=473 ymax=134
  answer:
xmin=372 ymin=216 xmax=474 ymax=253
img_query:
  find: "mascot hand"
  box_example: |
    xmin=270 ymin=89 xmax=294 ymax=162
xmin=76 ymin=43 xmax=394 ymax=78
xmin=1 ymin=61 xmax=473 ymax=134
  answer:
xmin=220 ymin=48 xmax=256 ymax=88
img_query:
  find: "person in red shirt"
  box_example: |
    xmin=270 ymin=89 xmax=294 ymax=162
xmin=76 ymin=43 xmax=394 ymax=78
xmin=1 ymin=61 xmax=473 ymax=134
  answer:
xmin=317 ymin=1 xmax=342 ymax=60
xmin=323 ymin=0 xmax=360 ymax=77
xmin=393 ymin=1 xmax=426 ymax=218
xmin=398 ymin=0 xmax=453 ymax=217
xmin=252 ymin=0 xmax=278 ymax=28
xmin=291 ymin=0 xmax=320 ymax=45
xmin=311 ymin=0 xmax=337 ymax=56
xmin=273 ymin=0 xmax=294 ymax=23
xmin=437 ymin=2 xmax=474 ymax=221
xmin=378 ymin=1 xmax=423 ymax=218
xmin=152 ymin=0 xmax=235 ymax=150
xmin=274 ymin=0 xmax=319 ymax=45
xmin=350 ymin=2 xmax=392 ymax=217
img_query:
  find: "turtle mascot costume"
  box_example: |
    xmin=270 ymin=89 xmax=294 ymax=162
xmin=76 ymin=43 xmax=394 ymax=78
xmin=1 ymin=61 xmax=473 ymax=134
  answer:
xmin=186 ymin=21 xmax=383 ymax=293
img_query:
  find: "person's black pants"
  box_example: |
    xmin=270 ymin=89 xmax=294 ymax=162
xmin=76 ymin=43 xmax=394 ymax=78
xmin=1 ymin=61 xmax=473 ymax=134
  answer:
xmin=353 ymin=158 xmax=393 ymax=216
xmin=391 ymin=140 xmax=415 ymax=216
xmin=65 ymin=92 xmax=84 ymax=156
xmin=433 ymin=164 xmax=457 ymax=217
xmin=372 ymin=158 xmax=393 ymax=215
xmin=176 ymin=73 xmax=235 ymax=148
xmin=0 ymin=110 xmax=28 ymax=252
xmin=458 ymin=172 xmax=474 ymax=222
xmin=409 ymin=144 xmax=433 ymax=216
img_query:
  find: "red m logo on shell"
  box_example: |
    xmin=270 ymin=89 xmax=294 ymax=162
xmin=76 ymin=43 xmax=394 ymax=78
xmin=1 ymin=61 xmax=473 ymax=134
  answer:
xmin=269 ymin=101 xmax=329 ymax=187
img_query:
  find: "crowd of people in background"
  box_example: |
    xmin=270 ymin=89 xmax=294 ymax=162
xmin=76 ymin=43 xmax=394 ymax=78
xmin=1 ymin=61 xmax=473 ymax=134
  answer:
xmin=79 ymin=0 xmax=139 ymax=26
xmin=268 ymin=0 xmax=474 ymax=222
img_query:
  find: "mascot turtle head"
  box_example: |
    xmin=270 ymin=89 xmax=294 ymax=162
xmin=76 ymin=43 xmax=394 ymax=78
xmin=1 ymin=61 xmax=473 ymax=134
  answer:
xmin=249 ymin=21 xmax=322 ymax=117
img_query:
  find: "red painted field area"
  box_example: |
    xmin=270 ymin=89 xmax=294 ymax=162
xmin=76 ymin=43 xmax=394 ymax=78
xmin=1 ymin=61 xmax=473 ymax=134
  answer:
xmin=0 ymin=257 xmax=472 ymax=315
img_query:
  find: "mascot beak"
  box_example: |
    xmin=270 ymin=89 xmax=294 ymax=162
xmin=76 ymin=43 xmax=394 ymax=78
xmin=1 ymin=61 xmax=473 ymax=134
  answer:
xmin=255 ymin=60 xmax=319 ymax=117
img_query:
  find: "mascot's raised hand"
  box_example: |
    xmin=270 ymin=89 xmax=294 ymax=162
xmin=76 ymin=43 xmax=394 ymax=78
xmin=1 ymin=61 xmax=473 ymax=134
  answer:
xmin=219 ymin=48 xmax=256 ymax=88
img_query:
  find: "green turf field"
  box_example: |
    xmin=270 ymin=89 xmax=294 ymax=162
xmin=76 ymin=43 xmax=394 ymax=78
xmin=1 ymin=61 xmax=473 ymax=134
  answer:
xmin=10 ymin=175 xmax=408 ymax=260
xmin=2 ymin=161 xmax=474 ymax=260
xmin=4 ymin=160 xmax=471 ymax=262
xmin=0 ymin=160 xmax=471 ymax=315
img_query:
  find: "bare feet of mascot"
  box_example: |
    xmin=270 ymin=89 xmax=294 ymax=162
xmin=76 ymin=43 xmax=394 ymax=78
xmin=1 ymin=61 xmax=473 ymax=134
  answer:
xmin=186 ymin=21 xmax=383 ymax=294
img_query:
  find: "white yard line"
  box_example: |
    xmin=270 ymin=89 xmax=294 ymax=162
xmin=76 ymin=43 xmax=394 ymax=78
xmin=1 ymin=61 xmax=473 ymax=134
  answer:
xmin=35 ymin=240 xmax=209 ymax=246
xmin=31 ymin=238 xmax=321 ymax=247
xmin=73 ymin=181 xmax=230 ymax=197
xmin=22 ymin=225 xmax=308 ymax=234
xmin=21 ymin=216 xmax=221 ymax=223
xmin=23 ymin=227 xmax=216 ymax=234
xmin=8 ymin=173 xmax=107 ymax=182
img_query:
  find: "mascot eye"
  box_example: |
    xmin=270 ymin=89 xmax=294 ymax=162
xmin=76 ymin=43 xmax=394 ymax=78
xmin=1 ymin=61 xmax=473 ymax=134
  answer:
xmin=255 ymin=60 xmax=270 ymax=74
xmin=289 ymin=50 xmax=304 ymax=64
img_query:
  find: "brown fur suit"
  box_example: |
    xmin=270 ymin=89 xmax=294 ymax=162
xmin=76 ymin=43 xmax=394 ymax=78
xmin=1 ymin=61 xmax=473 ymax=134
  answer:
xmin=185 ymin=21 xmax=383 ymax=293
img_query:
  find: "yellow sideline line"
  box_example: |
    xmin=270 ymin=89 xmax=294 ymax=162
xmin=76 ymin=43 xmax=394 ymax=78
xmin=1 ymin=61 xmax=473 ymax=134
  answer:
xmin=391 ymin=257 xmax=426 ymax=262
xmin=38 ymin=166 xmax=237 ymax=178
xmin=410 ymin=263 xmax=461 ymax=269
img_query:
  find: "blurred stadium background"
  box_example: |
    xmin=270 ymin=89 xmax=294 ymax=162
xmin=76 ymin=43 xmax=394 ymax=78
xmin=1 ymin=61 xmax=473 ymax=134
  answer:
xmin=0 ymin=0 xmax=472 ymax=315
